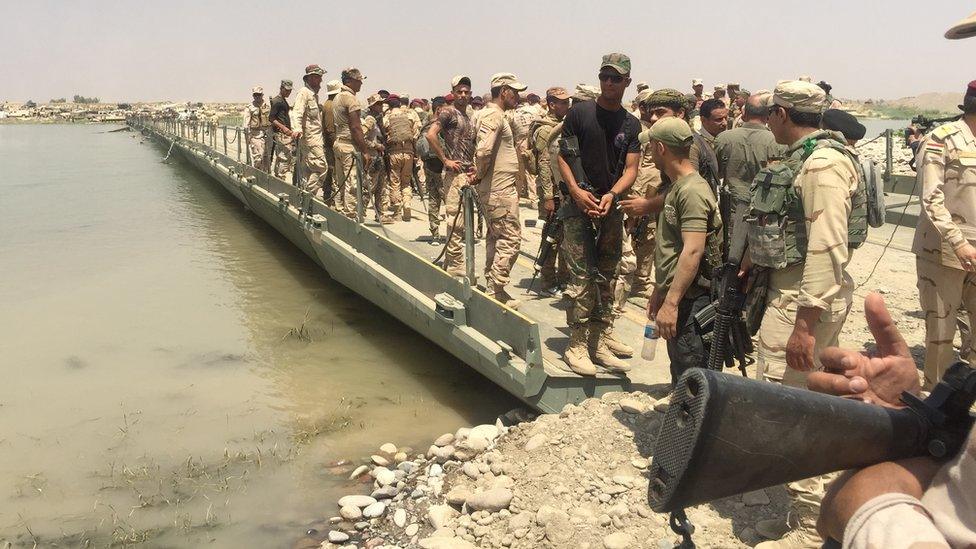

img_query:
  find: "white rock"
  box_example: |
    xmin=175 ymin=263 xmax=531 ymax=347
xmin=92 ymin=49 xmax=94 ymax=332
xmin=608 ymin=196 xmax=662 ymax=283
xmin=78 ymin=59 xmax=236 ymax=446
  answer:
xmin=455 ymin=427 xmax=471 ymax=440
xmin=653 ymin=396 xmax=670 ymax=413
xmin=428 ymin=504 xmax=459 ymax=529
xmin=406 ymin=523 xmax=420 ymax=536
xmin=462 ymin=462 xmax=481 ymax=479
xmin=363 ymin=501 xmax=386 ymax=518
xmin=394 ymin=507 xmax=408 ymax=528
xmin=631 ymin=458 xmax=650 ymax=469
xmin=603 ymin=532 xmax=634 ymax=549
xmin=339 ymin=504 xmax=362 ymax=520
xmin=469 ymin=424 xmax=500 ymax=441
xmin=328 ymin=530 xmax=350 ymax=543
xmin=466 ymin=488 xmax=513 ymax=512
xmin=428 ymin=463 xmax=443 ymax=477
xmin=446 ymin=486 xmax=472 ymax=506
xmin=348 ymin=465 xmax=369 ymax=480
xmin=619 ymin=398 xmax=648 ymax=414
xmin=371 ymin=454 xmax=390 ymax=467
xmin=461 ymin=435 xmax=490 ymax=452
xmin=375 ymin=468 xmax=396 ymax=486
xmin=434 ymin=433 xmax=455 ymax=447
xmin=338 ymin=495 xmax=377 ymax=508
xmin=394 ymin=451 xmax=408 ymax=463
xmin=428 ymin=445 xmax=455 ymax=463
xmin=379 ymin=442 xmax=397 ymax=455
xmin=524 ymin=434 xmax=548 ymax=452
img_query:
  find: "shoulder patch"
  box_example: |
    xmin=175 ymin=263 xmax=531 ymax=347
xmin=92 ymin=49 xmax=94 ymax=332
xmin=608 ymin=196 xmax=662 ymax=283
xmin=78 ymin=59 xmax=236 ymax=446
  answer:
xmin=932 ymin=123 xmax=960 ymax=140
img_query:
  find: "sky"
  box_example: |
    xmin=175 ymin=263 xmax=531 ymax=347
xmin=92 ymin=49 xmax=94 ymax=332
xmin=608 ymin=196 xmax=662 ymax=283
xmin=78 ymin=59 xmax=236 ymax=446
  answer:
xmin=2 ymin=0 xmax=974 ymax=103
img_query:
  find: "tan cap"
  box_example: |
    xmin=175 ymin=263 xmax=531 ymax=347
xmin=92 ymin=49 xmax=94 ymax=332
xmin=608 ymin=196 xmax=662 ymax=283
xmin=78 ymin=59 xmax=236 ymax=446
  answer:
xmin=304 ymin=64 xmax=325 ymax=77
xmin=772 ymin=80 xmax=826 ymax=113
xmin=692 ymin=78 xmax=703 ymax=86
xmin=451 ymin=75 xmax=471 ymax=89
xmin=946 ymin=10 xmax=976 ymax=39
xmin=573 ymin=83 xmax=600 ymax=100
xmin=755 ymin=90 xmax=775 ymax=108
xmin=639 ymin=116 xmax=693 ymax=147
xmin=713 ymin=84 xmax=725 ymax=91
xmin=252 ymin=86 xmax=264 ymax=94
xmin=546 ymin=87 xmax=571 ymax=100
xmin=367 ymin=93 xmax=384 ymax=107
xmin=727 ymin=82 xmax=740 ymax=88
xmin=490 ymin=72 xmax=527 ymax=91
xmin=326 ymin=80 xmax=341 ymax=97
xmin=634 ymin=89 xmax=653 ymax=105
xmin=342 ymin=67 xmax=366 ymax=81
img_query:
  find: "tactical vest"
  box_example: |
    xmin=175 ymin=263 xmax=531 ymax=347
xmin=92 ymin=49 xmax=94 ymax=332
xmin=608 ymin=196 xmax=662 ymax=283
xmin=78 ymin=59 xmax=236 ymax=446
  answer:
xmin=747 ymin=130 xmax=868 ymax=269
xmin=386 ymin=109 xmax=415 ymax=144
xmin=248 ymin=103 xmax=270 ymax=129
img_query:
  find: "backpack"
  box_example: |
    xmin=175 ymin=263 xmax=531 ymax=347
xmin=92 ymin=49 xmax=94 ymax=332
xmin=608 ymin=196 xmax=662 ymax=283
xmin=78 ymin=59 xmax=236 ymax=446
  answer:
xmin=860 ymin=157 xmax=885 ymax=228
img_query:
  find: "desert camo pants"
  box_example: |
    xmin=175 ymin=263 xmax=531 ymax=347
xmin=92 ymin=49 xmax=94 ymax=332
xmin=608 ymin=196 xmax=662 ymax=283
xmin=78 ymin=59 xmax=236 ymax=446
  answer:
xmin=272 ymin=133 xmax=295 ymax=183
xmin=298 ymin=134 xmax=327 ymax=199
xmin=387 ymin=152 xmax=414 ymax=217
xmin=442 ymin=170 xmax=467 ymax=277
xmin=425 ymin=166 xmax=444 ymax=236
xmin=248 ymin=131 xmax=270 ymax=172
xmin=560 ymin=206 xmax=623 ymax=328
xmin=483 ymin=184 xmax=521 ymax=294
xmin=334 ymin=140 xmax=360 ymax=219
xmin=613 ymin=220 xmax=656 ymax=317
xmin=917 ymin=256 xmax=976 ymax=390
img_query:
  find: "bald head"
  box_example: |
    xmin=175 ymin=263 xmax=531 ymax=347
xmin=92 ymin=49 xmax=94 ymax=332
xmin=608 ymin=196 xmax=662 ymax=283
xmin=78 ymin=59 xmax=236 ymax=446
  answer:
xmin=742 ymin=94 xmax=769 ymax=122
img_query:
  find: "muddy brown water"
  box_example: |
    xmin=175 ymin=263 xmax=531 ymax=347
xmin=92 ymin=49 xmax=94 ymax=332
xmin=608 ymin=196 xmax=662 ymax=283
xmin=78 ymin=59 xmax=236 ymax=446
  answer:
xmin=0 ymin=124 xmax=519 ymax=547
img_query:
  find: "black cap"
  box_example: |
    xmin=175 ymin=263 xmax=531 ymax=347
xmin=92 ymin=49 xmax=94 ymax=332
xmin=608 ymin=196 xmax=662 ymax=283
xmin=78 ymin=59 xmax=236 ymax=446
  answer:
xmin=822 ymin=109 xmax=866 ymax=141
xmin=432 ymin=96 xmax=446 ymax=106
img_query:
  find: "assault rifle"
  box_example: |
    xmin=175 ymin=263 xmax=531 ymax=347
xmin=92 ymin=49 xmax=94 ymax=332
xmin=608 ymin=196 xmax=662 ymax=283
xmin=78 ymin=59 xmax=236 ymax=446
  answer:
xmin=648 ymin=362 xmax=976 ymax=547
xmin=559 ymin=136 xmax=604 ymax=312
xmin=909 ymin=113 xmax=962 ymax=139
xmin=528 ymin=197 xmax=562 ymax=295
xmin=693 ymin=207 xmax=753 ymax=375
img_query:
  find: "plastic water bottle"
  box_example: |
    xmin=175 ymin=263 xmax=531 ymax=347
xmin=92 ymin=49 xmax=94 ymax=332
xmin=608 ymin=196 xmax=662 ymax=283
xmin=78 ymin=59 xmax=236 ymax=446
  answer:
xmin=641 ymin=321 xmax=660 ymax=360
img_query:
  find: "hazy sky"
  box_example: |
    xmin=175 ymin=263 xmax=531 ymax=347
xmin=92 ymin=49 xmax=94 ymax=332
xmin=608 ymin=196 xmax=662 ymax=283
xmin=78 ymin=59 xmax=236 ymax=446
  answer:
xmin=3 ymin=0 xmax=973 ymax=103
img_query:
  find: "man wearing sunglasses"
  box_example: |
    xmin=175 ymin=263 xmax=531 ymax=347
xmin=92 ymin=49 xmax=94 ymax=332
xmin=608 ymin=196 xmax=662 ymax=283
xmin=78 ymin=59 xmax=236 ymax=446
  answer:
xmin=556 ymin=53 xmax=642 ymax=376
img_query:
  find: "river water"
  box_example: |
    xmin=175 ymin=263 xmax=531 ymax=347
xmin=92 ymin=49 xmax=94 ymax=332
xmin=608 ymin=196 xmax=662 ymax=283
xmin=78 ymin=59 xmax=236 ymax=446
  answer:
xmin=0 ymin=124 xmax=519 ymax=547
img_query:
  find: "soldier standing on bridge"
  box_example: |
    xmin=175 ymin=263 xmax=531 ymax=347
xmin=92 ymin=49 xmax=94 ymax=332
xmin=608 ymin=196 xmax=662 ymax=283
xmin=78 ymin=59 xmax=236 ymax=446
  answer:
xmin=243 ymin=86 xmax=271 ymax=172
xmin=290 ymin=65 xmax=328 ymax=198
xmin=383 ymin=94 xmax=421 ymax=222
xmin=333 ymin=68 xmax=374 ymax=219
xmin=912 ymin=81 xmax=976 ymax=391
xmin=270 ymin=80 xmax=295 ymax=182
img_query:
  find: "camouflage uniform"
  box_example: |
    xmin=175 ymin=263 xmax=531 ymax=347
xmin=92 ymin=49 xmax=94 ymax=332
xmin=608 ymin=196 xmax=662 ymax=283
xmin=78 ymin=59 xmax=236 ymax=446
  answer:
xmin=269 ymin=89 xmax=295 ymax=183
xmin=511 ymin=103 xmax=539 ymax=207
xmin=435 ymin=105 xmax=476 ymax=277
xmin=531 ymin=114 xmax=568 ymax=287
xmin=714 ymin=121 xmax=786 ymax=234
xmin=613 ymin=119 xmax=661 ymax=315
xmin=290 ymin=83 xmax=327 ymax=197
xmin=333 ymin=84 xmax=363 ymax=218
xmin=911 ymin=119 xmax=976 ymax=390
xmin=362 ymin=114 xmax=386 ymax=219
xmin=321 ymin=86 xmax=339 ymax=206
xmin=383 ymin=105 xmax=422 ymax=220
xmin=243 ymin=99 xmax=271 ymax=172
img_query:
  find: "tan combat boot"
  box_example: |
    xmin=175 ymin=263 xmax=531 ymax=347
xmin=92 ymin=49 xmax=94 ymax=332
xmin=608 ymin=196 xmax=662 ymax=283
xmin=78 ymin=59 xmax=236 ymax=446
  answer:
xmin=493 ymin=288 xmax=520 ymax=311
xmin=602 ymin=324 xmax=635 ymax=358
xmin=588 ymin=324 xmax=632 ymax=373
xmin=563 ymin=325 xmax=597 ymax=376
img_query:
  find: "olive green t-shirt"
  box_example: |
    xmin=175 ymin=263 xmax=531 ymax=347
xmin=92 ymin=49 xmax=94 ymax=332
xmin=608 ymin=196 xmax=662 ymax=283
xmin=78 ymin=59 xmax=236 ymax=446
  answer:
xmin=654 ymin=172 xmax=724 ymax=297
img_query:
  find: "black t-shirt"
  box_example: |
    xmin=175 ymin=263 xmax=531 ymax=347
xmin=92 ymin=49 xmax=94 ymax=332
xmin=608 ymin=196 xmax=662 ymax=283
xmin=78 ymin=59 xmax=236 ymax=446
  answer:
xmin=270 ymin=95 xmax=290 ymax=132
xmin=562 ymin=100 xmax=641 ymax=193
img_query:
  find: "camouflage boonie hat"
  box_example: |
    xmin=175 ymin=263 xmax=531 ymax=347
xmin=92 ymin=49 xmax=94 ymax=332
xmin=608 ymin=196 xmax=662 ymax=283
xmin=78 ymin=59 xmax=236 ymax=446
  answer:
xmin=600 ymin=53 xmax=631 ymax=75
xmin=342 ymin=67 xmax=366 ymax=81
xmin=251 ymin=86 xmax=264 ymax=94
xmin=304 ymin=64 xmax=325 ymax=77
xmin=641 ymin=88 xmax=686 ymax=108
xmin=280 ymin=79 xmax=293 ymax=90
xmin=326 ymin=80 xmax=341 ymax=97
xmin=366 ymin=93 xmax=384 ymax=107
xmin=772 ymin=80 xmax=826 ymax=113
xmin=639 ymin=117 xmax=693 ymax=147
xmin=490 ymin=72 xmax=527 ymax=91
xmin=573 ymin=84 xmax=600 ymax=100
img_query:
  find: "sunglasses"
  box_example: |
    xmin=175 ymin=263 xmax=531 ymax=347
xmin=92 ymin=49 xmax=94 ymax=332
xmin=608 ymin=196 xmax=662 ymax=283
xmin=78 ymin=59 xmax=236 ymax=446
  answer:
xmin=598 ymin=73 xmax=626 ymax=84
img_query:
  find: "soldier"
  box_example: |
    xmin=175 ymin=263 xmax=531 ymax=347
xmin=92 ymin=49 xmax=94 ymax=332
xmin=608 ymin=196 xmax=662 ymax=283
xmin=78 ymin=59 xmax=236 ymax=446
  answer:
xmin=322 ymin=80 xmax=341 ymax=205
xmin=725 ymin=82 xmax=740 ymax=107
xmin=512 ymin=92 xmax=540 ymax=209
xmin=530 ymin=87 xmax=572 ymax=294
xmin=749 ymin=81 xmax=865 ymax=549
xmin=333 ymin=68 xmax=375 ymax=219
xmin=690 ymin=98 xmax=726 ymax=195
xmin=290 ymin=65 xmax=328 ymax=198
xmin=269 ymin=80 xmax=295 ymax=182
xmin=912 ymin=81 xmax=976 ymax=390
xmin=243 ymin=86 xmax=271 ymax=172
xmin=557 ymin=53 xmax=641 ymax=376
xmin=644 ymin=117 xmax=723 ymax=385
xmin=422 ymin=97 xmax=448 ymax=241
xmin=425 ymin=76 xmax=476 ymax=278
xmin=712 ymin=84 xmax=728 ymax=105
xmin=383 ymin=94 xmax=421 ymax=222
xmin=363 ymin=94 xmax=388 ymax=222
xmin=691 ymin=78 xmax=705 ymax=108
xmin=728 ymin=89 xmax=748 ymax=129
xmin=471 ymin=73 xmax=527 ymax=308
xmin=714 ymin=93 xmax=785 ymax=234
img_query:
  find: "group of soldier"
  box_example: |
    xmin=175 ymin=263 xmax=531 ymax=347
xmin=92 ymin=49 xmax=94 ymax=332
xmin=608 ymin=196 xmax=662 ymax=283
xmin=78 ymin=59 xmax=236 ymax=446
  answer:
xmin=235 ymin=51 xmax=976 ymax=547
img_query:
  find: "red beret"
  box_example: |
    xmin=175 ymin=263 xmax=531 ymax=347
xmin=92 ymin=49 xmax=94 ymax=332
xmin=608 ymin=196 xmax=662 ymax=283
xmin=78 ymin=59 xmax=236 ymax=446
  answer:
xmin=445 ymin=93 xmax=456 ymax=102
xmin=967 ymin=80 xmax=976 ymax=99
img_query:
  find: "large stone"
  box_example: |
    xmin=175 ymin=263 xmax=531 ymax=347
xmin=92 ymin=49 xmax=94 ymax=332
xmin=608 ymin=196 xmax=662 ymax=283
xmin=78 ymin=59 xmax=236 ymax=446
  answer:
xmin=524 ymin=434 xmax=548 ymax=452
xmin=328 ymin=530 xmax=350 ymax=543
xmin=371 ymin=486 xmax=398 ymax=500
xmin=363 ymin=501 xmax=386 ymax=518
xmin=427 ymin=445 xmax=455 ymax=463
xmin=371 ymin=455 xmax=390 ymax=467
xmin=428 ymin=504 xmax=459 ymax=529
xmin=375 ymin=468 xmax=396 ymax=486
xmin=339 ymin=505 xmax=362 ymax=520
xmin=393 ymin=508 xmax=407 ymax=527
xmin=446 ymin=487 xmax=473 ymax=506
xmin=434 ymin=433 xmax=455 ymax=447
xmin=462 ymin=462 xmax=481 ymax=479
xmin=338 ymin=495 xmax=377 ymax=508
xmin=535 ymin=505 xmax=564 ymax=526
xmin=466 ymin=488 xmax=513 ymax=512
xmin=619 ymin=398 xmax=648 ymax=414
xmin=742 ymin=489 xmax=771 ymax=506
xmin=379 ymin=442 xmax=398 ymax=455
xmin=603 ymin=532 xmax=634 ymax=549
xmin=460 ymin=435 xmax=491 ymax=453
xmin=405 ymin=523 xmax=420 ymax=536
xmin=544 ymin=511 xmax=575 ymax=544
xmin=469 ymin=424 xmax=500 ymax=442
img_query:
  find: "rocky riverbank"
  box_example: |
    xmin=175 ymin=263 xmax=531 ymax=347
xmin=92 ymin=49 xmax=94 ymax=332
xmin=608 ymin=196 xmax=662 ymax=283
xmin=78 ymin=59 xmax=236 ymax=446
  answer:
xmin=297 ymin=392 xmax=787 ymax=549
